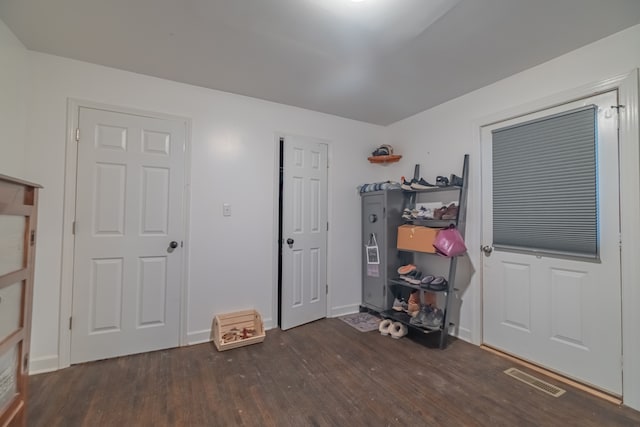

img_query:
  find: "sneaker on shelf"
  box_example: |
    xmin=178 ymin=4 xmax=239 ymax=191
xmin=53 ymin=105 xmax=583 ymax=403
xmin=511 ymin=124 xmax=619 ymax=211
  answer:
xmin=402 ymin=208 xmax=413 ymax=221
xmin=392 ymin=298 xmax=408 ymax=312
xmin=401 ymin=177 xmax=416 ymax=191
xmin=416 ymin=207 xmax=433 ymax=219
xmin=450 ymin=174 xmax=464 ymax=187
xmin=402 ymin=270 xmax=420 ymax=282
xmin=411 ymin=178 xmax=436 ymax=190
xmin=436 ymin=176 xmax=450 ymax=187
xmin=407 ymin=271 xmax=424 ymax=285
xmin=410 ymin=305 xmax=432 ymax=327
xmin=424 ymin=307 xmax=444 ymax=330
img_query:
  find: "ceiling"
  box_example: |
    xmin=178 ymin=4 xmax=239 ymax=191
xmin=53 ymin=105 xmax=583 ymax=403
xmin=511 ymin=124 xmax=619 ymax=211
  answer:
xmin=1 ymin=0 xmax=640 ymax=126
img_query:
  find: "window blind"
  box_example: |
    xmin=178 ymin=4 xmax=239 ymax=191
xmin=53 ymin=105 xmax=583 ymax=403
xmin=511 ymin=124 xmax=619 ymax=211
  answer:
xmin=492 ymin=105 xmax=598 ymax=259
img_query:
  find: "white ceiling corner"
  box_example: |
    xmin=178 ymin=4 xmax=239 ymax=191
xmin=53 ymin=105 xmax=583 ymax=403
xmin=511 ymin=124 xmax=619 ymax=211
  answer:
xmin=1 ymin=0 xmax=639 ymax=125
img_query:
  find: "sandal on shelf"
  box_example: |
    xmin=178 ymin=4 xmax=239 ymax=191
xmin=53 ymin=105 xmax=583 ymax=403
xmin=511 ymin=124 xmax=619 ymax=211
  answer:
xmin=397 ymin=264 xmax=416 ymax=275
xmin=426 ymin=276 xmax=448 ymax=292
xmin=420 ymin=275 xmax=435 ymax=287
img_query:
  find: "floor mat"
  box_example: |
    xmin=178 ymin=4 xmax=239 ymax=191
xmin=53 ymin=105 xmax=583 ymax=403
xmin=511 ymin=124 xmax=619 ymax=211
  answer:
xmin=338 ymin=312 xmax=381 ymax=332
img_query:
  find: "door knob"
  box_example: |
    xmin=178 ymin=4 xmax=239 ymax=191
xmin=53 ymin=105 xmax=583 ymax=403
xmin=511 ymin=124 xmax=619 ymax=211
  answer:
xmin=169 ymin=241 xmax=178 ymax=249
xmin=286 ymin=238 xmax=294 ymax=248
xmin=481 ymin=245 xmax=493 ymax=255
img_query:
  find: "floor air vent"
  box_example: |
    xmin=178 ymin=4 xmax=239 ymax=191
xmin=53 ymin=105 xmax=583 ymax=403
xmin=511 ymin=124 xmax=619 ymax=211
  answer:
xmin=504 ymin=368 xmax=566 ymax=397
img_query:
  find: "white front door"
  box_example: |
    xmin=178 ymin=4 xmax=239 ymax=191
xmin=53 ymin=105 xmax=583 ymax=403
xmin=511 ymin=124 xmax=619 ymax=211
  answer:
xmin=281 ymin=135 xmax=328 ymax=330
xmin=481 ymin=91 xmax=622 ymax=394
xmin=71 ymin=106 xmax=186 ymax=364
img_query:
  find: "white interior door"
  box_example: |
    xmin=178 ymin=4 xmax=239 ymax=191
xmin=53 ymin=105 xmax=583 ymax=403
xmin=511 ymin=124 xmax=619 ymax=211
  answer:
xmin=481 ymin=91 xmax=622 ymax=394
xmin=71 ymin=107 xmax=186 ymax=364
xmin=281 ymin=135 xmax=328 ymax=330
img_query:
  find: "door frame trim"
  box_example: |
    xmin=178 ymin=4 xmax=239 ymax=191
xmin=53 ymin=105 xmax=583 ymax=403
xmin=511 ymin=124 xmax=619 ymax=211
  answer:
xmin=58 ymin=99 xmax=192 ymax=369
xmin=473 ymin=69 xmax=640 ymax=408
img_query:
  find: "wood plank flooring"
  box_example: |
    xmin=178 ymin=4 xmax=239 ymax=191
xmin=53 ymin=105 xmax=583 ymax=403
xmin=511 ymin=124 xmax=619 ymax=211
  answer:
xmin=29 ymin=318 xmax=640 ymax=426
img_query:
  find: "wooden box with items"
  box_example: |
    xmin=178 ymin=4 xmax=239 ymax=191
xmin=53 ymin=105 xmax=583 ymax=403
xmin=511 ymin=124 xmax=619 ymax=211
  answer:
xmin=211 ymin=309 xmax=266 ymax=351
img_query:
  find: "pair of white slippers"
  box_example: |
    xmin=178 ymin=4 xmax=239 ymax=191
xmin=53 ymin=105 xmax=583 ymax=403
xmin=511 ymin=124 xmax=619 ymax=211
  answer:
xmin=378 ymin=319 xmax=408 ymax=339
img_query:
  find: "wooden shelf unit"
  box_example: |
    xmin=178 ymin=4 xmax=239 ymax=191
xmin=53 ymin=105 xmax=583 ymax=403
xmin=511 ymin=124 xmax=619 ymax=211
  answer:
xmin=0 ymin=174 xmax=41 ymax=427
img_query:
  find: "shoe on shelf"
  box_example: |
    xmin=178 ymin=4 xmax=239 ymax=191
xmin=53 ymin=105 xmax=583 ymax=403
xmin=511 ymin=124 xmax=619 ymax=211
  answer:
xmin=407 ymin=271 xmax=424 ymax=285
xmin=392 ymin=298 xmax=408 ymax=312
xmin=436 ymin=176 xmax=449 ymax=187
xmin=407 ymin=290 xmax=420 ymax=315
xmin=441 ymin=203 xmax=458 ymax=220
xmin=416 ymin=207 xmax=433 ymax=219
xmin=426 ymin=276 xmax=448 ymax=292
xmin=433 ymin=205 xmax=448 ymax=220
xmin=401 ymin=177 xmax=415 ymax=191
xmin=397 ymin=264 xmax=416 ymax=275
xmin=420 ymin=275 xmax=435 ymax=287
xmin=424 ymin=307 xmax=444 ymax=330
xmin=411 ymin=178 xmax=436 ymax=190
xmin=450 ymin=174 xmax=463 ymax=187
xmin=402 ymin=208 xmax=413 ymax=221
xmin=410 ymin=305 xmax=433 ymax=327
xmin=401 ymin=269 xmax=419 ymax=282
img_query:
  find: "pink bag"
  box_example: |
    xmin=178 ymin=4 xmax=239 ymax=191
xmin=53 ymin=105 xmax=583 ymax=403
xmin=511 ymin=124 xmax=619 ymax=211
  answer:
xmin=433 ymin=225 xmax=467 ymax=257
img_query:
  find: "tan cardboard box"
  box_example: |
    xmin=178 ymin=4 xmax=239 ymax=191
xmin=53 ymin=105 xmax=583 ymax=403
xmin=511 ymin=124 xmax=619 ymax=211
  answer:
xmin=397 ymin=224 xmax=440 ymax=253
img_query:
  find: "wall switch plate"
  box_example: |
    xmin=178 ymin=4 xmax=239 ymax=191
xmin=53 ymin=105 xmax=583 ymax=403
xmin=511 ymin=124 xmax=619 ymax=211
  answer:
xmin=223 ymin=203 xmax=231 ymax=216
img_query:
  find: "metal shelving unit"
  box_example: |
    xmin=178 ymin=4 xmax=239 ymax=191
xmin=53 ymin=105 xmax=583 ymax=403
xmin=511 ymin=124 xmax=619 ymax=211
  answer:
xmin=381 ymin=154 xmax=469 ymax=349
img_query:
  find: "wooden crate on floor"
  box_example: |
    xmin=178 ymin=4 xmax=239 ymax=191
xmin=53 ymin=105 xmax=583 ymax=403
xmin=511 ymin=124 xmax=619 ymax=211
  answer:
xmin=211 ymin=309 xmax=265 ymax=351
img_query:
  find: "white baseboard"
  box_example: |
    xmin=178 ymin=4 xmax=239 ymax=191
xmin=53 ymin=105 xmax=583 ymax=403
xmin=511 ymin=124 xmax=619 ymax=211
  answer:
xmin=329 ymin=304 xmax=360 ymax=318
xmin=29 ymin=355 xmax=59 ymax=375
xmin=455 ymin=326 xmax=473 ymax=343
xmin=262 ymin=317 xmax=274 ymax=330
xmin=186 ymin=329 xmax=212 ymax=345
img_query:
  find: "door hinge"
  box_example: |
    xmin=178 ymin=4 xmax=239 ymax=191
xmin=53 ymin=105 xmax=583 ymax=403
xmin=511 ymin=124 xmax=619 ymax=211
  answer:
xmin=75 ymin=128 xmax=80 ymax=142
xmin=611 ymin=104 xmax=625 ymax=111
xmin=72 ymin=221 xmax=76 ymax=235
xmin=30 ymin=230 xmax=35 ymax=246
xmin=69 ymin=317 xmax=73 ymax=330
xmin=326 ymin=284 xmax=328 ymax=295
xmin=181 ymin=241 xmax=184 ymax=248
xmin=326 ymin=222 xmax=329 ymax=231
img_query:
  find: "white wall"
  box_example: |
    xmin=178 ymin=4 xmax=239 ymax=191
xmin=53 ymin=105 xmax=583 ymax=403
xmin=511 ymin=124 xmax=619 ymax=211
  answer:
xmin=23 ymin=52 xmax=386 ymax=371
xmin=0 ymin=19 xmax=28 ymax=177
xmin=381 ymin=23 xmax=640 ymax=405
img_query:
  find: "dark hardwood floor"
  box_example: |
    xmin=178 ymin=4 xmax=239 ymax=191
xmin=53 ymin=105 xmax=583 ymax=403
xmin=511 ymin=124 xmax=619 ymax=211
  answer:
xmin=29 ymin=318 xmax=640 ymax=427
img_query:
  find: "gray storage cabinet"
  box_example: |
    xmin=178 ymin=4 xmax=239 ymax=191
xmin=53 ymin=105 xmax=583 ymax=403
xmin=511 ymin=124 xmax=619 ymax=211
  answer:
xmin=360 ymin=189 xmax=405 ymax=312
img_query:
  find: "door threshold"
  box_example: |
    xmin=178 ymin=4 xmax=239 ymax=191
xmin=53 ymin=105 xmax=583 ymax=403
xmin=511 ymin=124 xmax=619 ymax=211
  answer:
xmin=481 ymin=345 xmax=622 ymax=405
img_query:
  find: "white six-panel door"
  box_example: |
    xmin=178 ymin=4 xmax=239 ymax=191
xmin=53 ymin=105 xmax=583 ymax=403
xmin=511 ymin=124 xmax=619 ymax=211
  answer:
xmin=71 ymin=107 xmax=185 ymax=364
xmin=281 ymin=135 xmax=328 ymax=330
xmin=481 ymin=91 xmax=622 ymax=394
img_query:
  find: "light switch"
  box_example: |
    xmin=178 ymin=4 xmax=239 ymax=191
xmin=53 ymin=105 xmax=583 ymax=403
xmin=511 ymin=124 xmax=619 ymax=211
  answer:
xmin=223 ymin=203 xmax=231 ymax=216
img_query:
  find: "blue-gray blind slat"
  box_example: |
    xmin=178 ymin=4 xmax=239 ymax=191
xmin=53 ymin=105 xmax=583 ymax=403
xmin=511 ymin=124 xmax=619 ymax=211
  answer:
xmin=492 ymin=105 xmax=597 ymax=258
